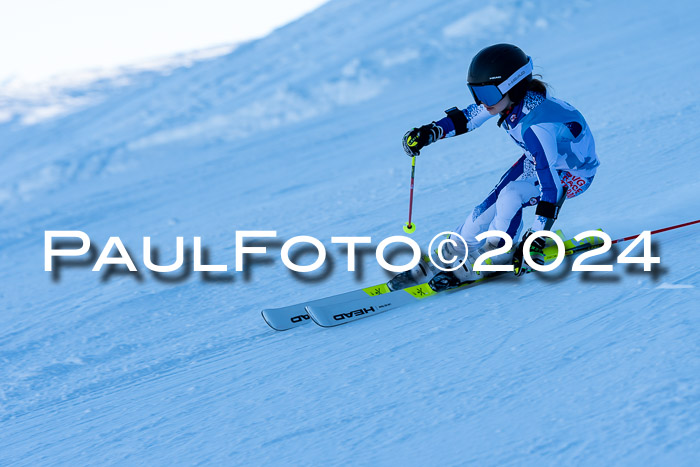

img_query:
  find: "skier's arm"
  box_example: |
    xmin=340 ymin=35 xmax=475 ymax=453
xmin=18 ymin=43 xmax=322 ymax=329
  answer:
xmin=522 ymin=123 xmax=564 ymax=231
xmin=435 ymin=103 xmax=494 ymax=138
xmin=402 ymin=104 xmax=493 ymax=156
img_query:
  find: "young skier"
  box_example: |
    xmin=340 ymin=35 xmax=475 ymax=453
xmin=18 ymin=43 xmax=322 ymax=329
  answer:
xmin=390 ymin=43 xmax=599 ymax=292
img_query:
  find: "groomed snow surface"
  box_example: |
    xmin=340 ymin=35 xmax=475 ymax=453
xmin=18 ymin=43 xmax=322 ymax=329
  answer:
xmin=1 ymin=0 xmax=699 ymax=465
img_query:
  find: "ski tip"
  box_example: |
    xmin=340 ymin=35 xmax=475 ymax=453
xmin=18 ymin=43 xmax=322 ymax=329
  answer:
xmin=304 ymin=305 xmax=336 ymax=328
xmin=261 ymin=309 xmax=288 ymax=332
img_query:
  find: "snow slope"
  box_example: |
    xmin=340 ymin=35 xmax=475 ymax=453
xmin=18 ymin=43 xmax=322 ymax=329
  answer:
xmin=1 ymin=0 xmax=699 ymax=464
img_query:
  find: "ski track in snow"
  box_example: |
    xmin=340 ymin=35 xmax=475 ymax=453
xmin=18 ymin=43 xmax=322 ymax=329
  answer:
xmin=1 ymin=0 xmax=700 ymax=464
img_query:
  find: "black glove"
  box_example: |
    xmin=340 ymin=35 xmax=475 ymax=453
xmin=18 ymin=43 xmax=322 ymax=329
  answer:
xmin=402 ymin=123 xmax=442 ymax=157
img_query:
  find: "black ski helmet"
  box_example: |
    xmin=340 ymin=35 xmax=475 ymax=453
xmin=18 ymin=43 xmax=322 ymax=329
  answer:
xmin=467 ymin=43 xmax=533 ymax=105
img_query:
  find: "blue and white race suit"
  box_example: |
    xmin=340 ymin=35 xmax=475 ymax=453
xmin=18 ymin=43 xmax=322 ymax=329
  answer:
xmin=435 ymin=90 xmax=600 ymax=249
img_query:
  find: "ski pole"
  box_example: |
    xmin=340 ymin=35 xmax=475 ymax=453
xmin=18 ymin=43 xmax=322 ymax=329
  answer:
xmin=403 ymin=156 xmax=417 ymax=234
xmin=611 ymin=219 xmax=700 ymax=244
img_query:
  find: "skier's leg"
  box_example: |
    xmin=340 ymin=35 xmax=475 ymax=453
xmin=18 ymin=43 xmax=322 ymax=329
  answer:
xmin=454 ymin=194 xmax=497 ymax=250
xmin=454 ymin=154 xmax=527 ymax=251
xmin=488 ymin=180 xmax=540 ymax=243
xmin=390 ymin=155 xmax=528 ymax=291
xmin=427 ymin=157 xmax=529 ymax=290
xmin=444 ymin=190 xmax=513 ymax=284
xmin=388 ymin=191 xmax=498 ymax=290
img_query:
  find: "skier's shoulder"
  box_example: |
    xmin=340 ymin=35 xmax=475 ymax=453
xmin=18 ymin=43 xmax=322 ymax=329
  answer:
xmin=501 ymin=90 xmax=544 ymax=131
xmin=522 ymin=90 xmax=546 ymax=113
xmin=523 ymin=90 xmax=577 ymax=118
xmin=521 ymin=91 xmax=585 ymax=131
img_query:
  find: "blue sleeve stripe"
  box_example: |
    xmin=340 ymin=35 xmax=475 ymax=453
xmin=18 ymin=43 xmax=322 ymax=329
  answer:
xmin=436 ymin=115 xmax=455 ymax=138
xmin=523 ymin=128 xmax=558 ymax=204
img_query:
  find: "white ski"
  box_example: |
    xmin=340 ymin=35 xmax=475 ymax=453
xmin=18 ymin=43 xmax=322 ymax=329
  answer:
xmin=261 ymin=285 xmax=389 ymax=331
xmin=263 ymin=230 xmax=603 ymax=330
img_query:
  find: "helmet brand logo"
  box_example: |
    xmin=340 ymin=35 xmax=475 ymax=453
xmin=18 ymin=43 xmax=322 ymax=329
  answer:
xmin=504 ymin=69 xmax=527 ymax=87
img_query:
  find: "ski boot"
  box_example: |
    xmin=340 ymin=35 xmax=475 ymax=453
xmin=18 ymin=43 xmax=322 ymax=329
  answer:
xmin=427 ymin=245 xmax=487 ymax=292
xmin=429 ymin=240 xmax=517 ymax=291
xmin=388 ymin=239 xmax=481 ymax=291
xmin=428 ymin=269 xmax=471 ymax=291
xmin=387 ymin=256 xmax=435 ymax=291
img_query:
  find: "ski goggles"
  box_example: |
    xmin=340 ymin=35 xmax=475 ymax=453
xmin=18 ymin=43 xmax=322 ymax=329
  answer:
xmin=468 ymin=57 xmax=533 ymax=106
